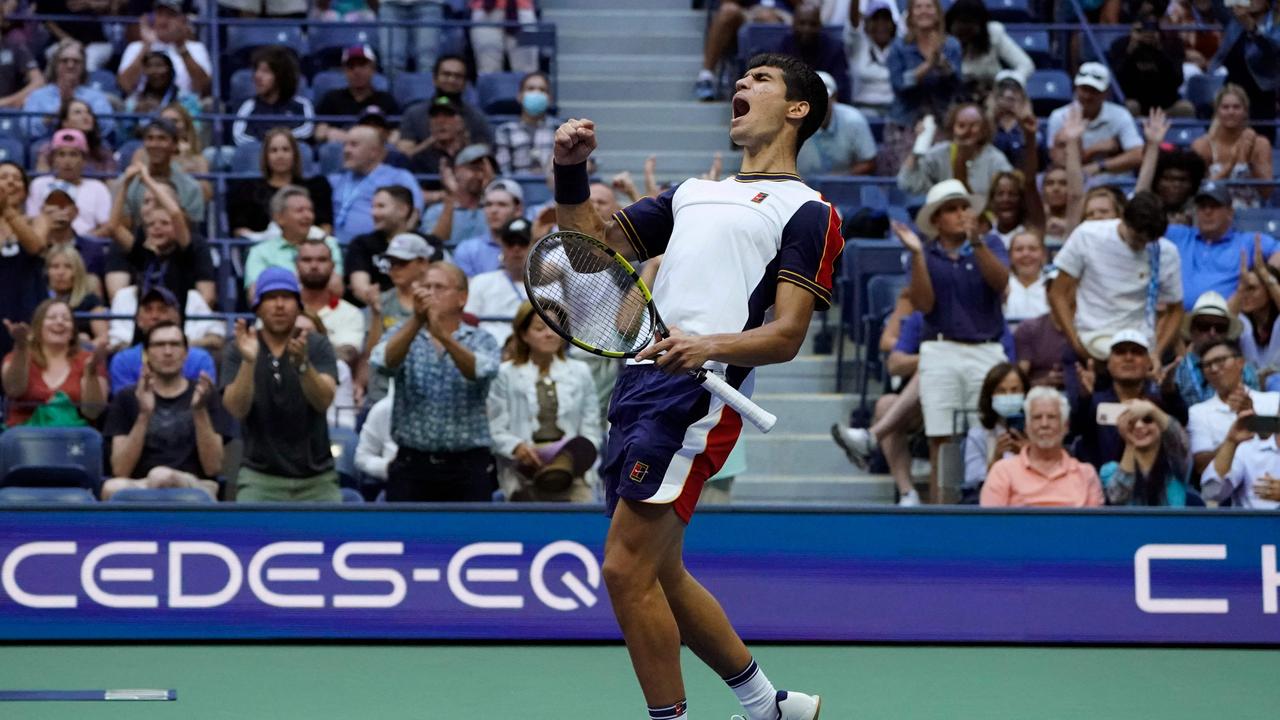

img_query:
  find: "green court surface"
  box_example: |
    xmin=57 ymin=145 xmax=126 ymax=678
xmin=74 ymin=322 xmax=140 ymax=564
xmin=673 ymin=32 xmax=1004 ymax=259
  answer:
xmin=0 ymin=643 xmax=1275 ymax=719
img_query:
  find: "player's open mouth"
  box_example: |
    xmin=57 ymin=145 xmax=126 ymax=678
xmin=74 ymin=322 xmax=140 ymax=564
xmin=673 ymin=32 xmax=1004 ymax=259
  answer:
xmin=732 ymin=96 xmax=750 ymax=120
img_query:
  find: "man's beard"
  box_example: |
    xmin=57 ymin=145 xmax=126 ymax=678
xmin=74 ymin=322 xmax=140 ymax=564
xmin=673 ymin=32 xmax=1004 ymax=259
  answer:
xmin=300 ymin=275 xmax=329 ymax=291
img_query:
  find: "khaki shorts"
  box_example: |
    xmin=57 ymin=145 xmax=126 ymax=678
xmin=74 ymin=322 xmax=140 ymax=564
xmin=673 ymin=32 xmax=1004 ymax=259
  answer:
xmin=918 ymin=340 xmax=1007 ymax=437
xmin=235 ymin=467 xmax=341 ymax=503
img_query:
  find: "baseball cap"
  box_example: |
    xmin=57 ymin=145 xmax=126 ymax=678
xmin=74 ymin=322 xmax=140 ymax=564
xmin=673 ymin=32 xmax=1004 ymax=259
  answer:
xmin=143 ymin=117 xmax=179 ymax=139
xmin=485 ymin=177 xmax=524 ymax=204
xmin=139 ymin=285 xmax=179 ymax=309
xmin=816 ymin=70 xmax=837 ymax=99
xmin=994 ymin=69 xmax=1025 ymax=91
xmin=1074 ymin=62 xmax=1111 ymax=92
xmin=44 ymin=179 xmax=78 ymax=204
xmin=1109 ymin=328 xmax=1150 ymax=352
xmin=500 ymin=217 xmax=532 ymax=246
xmin=382 ymin=233 xmax=433 ymax=261
xmin=1194 ymin=180 xmax=1231 ymax=207
xmin=342 ymin=44 xmax=377 ymax=65
xmin=427 ymin=95 xmax=461 ymax=116
xmin=355 ymin=107 xmax=391 ymax=130
xmin=252 ymin=267 xmax=301 ymax=309
xmin=51 ymin=128 xmax=88 ymax=154
xmin=455 ymin=143 xmax=496 ymax=168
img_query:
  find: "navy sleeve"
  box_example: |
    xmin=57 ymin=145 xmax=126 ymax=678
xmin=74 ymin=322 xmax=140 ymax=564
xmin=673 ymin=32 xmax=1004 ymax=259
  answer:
xmin=894 ymin=312 xmax=924 ymax=354
xmin=612 ymin=184 xmax=679 ymax=261
xmin=778 ymin=200 xmax=844 ymax=311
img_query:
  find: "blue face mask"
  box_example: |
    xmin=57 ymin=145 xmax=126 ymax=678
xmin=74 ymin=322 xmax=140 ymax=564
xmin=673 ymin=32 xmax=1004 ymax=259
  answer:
xmin=522 ymin=90 xmax=549 ymax=116
xmin=992 ymin=393 xmax=1025 ymax=419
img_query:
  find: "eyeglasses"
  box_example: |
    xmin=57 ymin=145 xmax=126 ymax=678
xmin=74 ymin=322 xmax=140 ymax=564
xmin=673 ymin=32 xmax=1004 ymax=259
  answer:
xmin=1201 ymin=355 xmax=1239 ymax=373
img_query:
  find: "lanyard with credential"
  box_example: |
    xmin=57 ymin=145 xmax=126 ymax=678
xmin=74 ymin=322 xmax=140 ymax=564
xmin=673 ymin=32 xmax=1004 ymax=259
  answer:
xmin=336 ymin=172 xmax=376 ymax=228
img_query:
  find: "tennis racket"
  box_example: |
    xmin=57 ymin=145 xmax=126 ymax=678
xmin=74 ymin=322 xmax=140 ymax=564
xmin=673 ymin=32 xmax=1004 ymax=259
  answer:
xmin=523 ymin=230 xmax=777 ymax=433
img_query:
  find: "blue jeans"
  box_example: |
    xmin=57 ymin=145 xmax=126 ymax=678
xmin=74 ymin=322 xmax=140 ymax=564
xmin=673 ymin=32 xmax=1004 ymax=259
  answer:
xmin=378 ymin=1 xmax=444 ymax=75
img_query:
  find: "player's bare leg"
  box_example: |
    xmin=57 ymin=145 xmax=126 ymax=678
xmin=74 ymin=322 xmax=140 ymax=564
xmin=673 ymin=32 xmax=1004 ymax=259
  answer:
xmin=656 ymin=523 xmax=752 ymax=676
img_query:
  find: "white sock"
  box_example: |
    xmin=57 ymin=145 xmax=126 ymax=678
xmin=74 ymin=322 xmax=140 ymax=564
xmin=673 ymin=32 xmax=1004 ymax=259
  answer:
xmin=724 ymin=659 xmax=778 ymax=720
xmin=698 ymin=68 xmax=715 ymax=81
xmin=648 ymin=699 xmax=688 ymax=719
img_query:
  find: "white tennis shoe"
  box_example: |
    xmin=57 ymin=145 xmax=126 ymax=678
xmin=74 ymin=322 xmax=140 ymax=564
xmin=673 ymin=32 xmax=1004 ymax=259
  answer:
xmin=731 ymin=690 xmax=822 ymax=720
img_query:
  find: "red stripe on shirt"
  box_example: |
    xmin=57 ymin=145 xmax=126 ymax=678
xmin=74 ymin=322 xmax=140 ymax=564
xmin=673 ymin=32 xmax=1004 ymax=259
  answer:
xmin=673 ymin=406 xmax=743 ymax=524
xmin=814 ymin=199 xmax=844 ymax=293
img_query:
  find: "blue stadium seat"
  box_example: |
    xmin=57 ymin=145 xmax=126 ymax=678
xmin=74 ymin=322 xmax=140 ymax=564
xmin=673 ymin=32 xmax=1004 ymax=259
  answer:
xmin=318 ymin=141 xmax=345 ymax=175
xmin=986 ymin=0 xmax=1032 ymax=22
xmin=87 ymin=69 xmax=120 ymax=97
xmin=516 ymin=175 xmax=551 ymax=207
xmin=1167 ymin=123 xmax=1206 ymax=148
xmin=0 ymin=426 xmax=102 ymax=490
xmin=228 ymin=68 xmax=257 ymax=109
xmin=330 ymin=426 xmax=361 ymax=490
xmin=860 ymin=184 xmax=889 ymax=210
xmin=1008 ymin=29 xmax=1052 ymax=68
xmin=1236 ymin=208 xmax=1280 ymax=236
xmin=477 ymin=72 xmax=525 ymax=114
xmin=1186 ymin=73 xmax=1225 ymax=119
xmin=0 ymin=108 xmax=23 ymax=140
xmin=1080 ymin=27 xmax=1128 ymax=64
xmin=115 ymin=139 xmax=143 ymax=167
xmin=737 ymin=24 xmax=788 ymax=62
xmin=310 ymin=70 xmax=390 ymax=103
xmin=226 ymin=25 xmax=307 ymax=63
xmin=299 ymin=142 xmax=319 ymax=177
xmin=834 ymin=239 xmax=908 ymax=392
xmin=231 ymin=141 xmax=263 ymax=173
xmin=857 ymin=273 xmax=910 ymax=415
xmin=307 ymin=22 xmax=380 ymax=72
xmin=341 ymin=487 xmax=365 ymax=503
xmin=392 ymin=72 xmax=435 ymax=107
xmin=0 ymin=486 xmax=96 ymax=504
xmin=0 ymin=137 xmax=24 ymax=168
xmin=1026 ymin=69 xmax=1072 ymax=117
xmin=108 ymin=487 xmax=215 ymax=503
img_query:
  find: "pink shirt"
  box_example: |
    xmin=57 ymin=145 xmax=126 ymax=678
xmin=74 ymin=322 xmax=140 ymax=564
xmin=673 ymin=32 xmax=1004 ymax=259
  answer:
xmin=981 ymin=447 xmax=1104 ymax=508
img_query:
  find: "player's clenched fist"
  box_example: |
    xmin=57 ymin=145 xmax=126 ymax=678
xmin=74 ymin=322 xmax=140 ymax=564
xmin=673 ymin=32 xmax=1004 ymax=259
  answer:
xmin=554 ymin=118 xmax=597 ymax=165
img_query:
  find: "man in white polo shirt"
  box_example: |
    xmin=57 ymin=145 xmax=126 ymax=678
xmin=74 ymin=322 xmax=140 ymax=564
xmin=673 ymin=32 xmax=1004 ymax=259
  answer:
xmin=1187 ymin=337 xmax=1264 ymax=480
xmin=1046 ymin=62 xmax=1143 ymax=184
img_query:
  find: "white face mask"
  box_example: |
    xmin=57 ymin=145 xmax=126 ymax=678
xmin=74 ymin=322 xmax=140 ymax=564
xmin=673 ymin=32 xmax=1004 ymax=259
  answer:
xmin=992 ymin=393 xmax=1025 ymax=419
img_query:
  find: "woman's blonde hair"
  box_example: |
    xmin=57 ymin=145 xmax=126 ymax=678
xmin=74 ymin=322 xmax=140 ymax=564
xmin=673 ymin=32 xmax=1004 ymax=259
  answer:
xmin=904 ymin=0 xmax=946 ymax=43
xmin=28 ymin=298 xmax=81 ymax=369
xmin=1213 ymin=83 xmax=1251 ymax=115
xmin=161 ymin=102 xmax=202 ymax=156
xmin=45 ymin=245 xmax=92 ymax=310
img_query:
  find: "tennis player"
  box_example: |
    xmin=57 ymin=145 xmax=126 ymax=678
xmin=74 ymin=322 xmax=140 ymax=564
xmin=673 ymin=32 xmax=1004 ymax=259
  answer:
xmin=552 ymin=54 xmax=841 ymax=720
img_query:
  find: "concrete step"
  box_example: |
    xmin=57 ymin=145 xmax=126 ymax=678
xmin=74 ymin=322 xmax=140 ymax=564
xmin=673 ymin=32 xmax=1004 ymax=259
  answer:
xmin=731 ymin=473 xmax=895 ymax=505
xmin=560 ymin=75 xmax=706 ymax=102
xmin=745 ymin=393 xmax=857 ymax=436
xmin=559 ymin=30 xmax=704 ymax=57
xmin=596 ymin=124 xmax=733 ymax=152
xmin=742 ymin=432 xmax=860 ymax=477
xmin=543 ymin=9 xmax=705 ymax=36
xmin=557 ymin=53 xmax=704 ymax=77
xmin=558 ymin=100 xmax=731 ymax=128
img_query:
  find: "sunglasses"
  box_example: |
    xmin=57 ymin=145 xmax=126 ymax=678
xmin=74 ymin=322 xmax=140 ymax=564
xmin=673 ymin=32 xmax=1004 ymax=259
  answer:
xmin=1133 ymin=415 xmax=1157 ymax=426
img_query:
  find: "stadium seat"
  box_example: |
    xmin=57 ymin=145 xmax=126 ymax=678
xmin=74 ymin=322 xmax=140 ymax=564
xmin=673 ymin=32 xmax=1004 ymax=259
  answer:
xmin=1008 ymin=29 xmax=1052 ymax=68
xmin=307 ymin=22 xmax=380 ymax=73
xmin=318 ymin=141 xmax=345 ymax=175
xmin=1186 ymin=73 xmax=1225 ymax=119
xmin=227 ymin=68 xmax=257 ymax=109
xmin=857 ymin=273 xmax=910 ymax=416
xmin=860 ymin=184 xmax=889 ymax=210
xmin=477 ymin=72 xmax=525 ymax=114
xmin=299 ymin=142 xmax=319 ymax=177
xmin=226 ymin=25 xmax=307 ymax=64
xmin=341 ymin=487 xmax=365 ymax=503
xmin=737 ymin=24 xmax=789 ymax=62
xmin=0 ymin=109 xmax=23 ymax=141
xmin=115 ymin=139 xmax=143 ymax=167
xmin=0 ymin=137 xmax=24 ymax=168
xmin=985 ymin=0 xmax=1032 ymax=22
xmin=834 ymin=239 xmax=908 ymax=391
xmin=392 ymin=72 xmax=435 ymax=107
xmin=1026 ymin=69 xmax=1072 ymax=117
xmin=1167 ymin=123 xmax=1206 ymax=148
xmin=1236 ymin=208 xmax=1280 ymax=236
xmin=0 ymin=426 xmax=102 ymax=490
xmin=516 ymin=175 xmax=552 ymax=207
xmin=231 ymin=141 xmax=263 ymax=173
xmin=107 ymin=487 xmax=215 ymax=503
xmin=87 ymin=69 xmax=120 ymax=97
xmin=0 ymin=486 xmax=96 ymax=504
xmin=330 ymin=426 xmax=361 ymax=490
xmin=310 ymin=70 xmax=390 ymax=103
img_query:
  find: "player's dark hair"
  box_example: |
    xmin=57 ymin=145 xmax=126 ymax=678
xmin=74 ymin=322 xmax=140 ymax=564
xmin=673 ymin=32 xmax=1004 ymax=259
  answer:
xmin=745 ymin=53 xmax=828 ymax=155
xmin=1123 ymin=191 xmax=1169 ymax=242
xmin=144 ymin=320 xmax=187 ymax=349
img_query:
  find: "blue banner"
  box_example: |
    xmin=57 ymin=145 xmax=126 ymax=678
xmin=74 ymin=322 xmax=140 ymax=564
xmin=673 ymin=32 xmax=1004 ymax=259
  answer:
xmin=0 ymin=507 xmax=1277 ymax=644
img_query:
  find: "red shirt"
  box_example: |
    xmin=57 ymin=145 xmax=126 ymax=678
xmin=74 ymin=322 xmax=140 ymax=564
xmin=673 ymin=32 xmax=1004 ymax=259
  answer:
xmin=3 ymin=351 xmax=104 ymax=426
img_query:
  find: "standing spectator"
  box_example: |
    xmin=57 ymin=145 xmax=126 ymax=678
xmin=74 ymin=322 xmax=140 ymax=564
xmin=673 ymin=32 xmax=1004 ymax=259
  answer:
xmin=494 ymin=72 xmax=559 ymax=177
xmin=379 ymin=0 xmax=445 ymax=78
xmin=454 ymin=179 xmax=523 ymax=277
xmin=22 ymin=39 xmax=115 ymax=142
xmin=1208 ymin=0 xmax=1280 ymax=138
xmin=893 ymin=179 xmax=1010 ymax=502
xmin=121 ymin=118 xmax=206 ymax=226
xmin=44 ymin=245 xmax=106 ymax=345
xmin=845 ymin=0 xmax=897 ymax=118
xmin=296 ymin=238 xmax=365 ymax=370
xmin=1187 ymin=336 xmax=1262 ymax=479
xmin=345 ymin=186 xmax=430 ymax=303
xmin=399 ymin=55 xmax=494 ymax=148
xmin=695 ymin=0 xmax=793 ymax=101
xmin=314 ymin=45 xmax=400 ymax=145
xmin=465 ymin=217 xmax=531 ymax=347
xmin=328 ymin=126 xmax=423 ymax=244
xmin=1102 ymin=399 xmax=1196 ymax=506
xmin=243 ymin=186 xmax=343 ymax=293
xmin=107 ymin=285 xmax=217 ymax=391
xmin=1046 ymin=63 xmax=1144 ymax=183
xmin=981 ymin=387 xmax=1104 ymax=507
xmin=32 ymin=98 xmax=116 ymax=174
xmin=1003 ymin=231 xmax=1048 ymax=323
xmin=116 ymin=0 xmax=212 ymax=98
xmin=943 ymin=0 xmax=1033 ymax=97
xmin=25 ymin=129 xmax=111 ymax=236
xmin=469 ymin=0 xmax=539 ymax=74
xmin=119 ymin=53 xmax=203 ymax=138
xmin=884 ymin=0 xmax=963 ymax=169
xmin=1167 ymin=181 xmax=1280 ymax=311
xmin=101 ymin=321 xmax=232 ymax=501
xmin=222 ymin=267 xmax=341 ymax=502
xmin=1040 ymin=165 xmax=1078 ymax=249
xmin=421 ymin=143 xmax=497 ymax=249
xmin=38 ymin=0 xmax=114 ymax=71
xmin=1014 ymin=268 xmax=1072 ymax=389
xmin=0 ymin=22 xmax=44 ymax=109
xmin=1191 ymin=84 xmax=1275 ymax=208
xmin=988 ymin=71 xmax=1045 ymax=171
xmin=487 ymin=301 xmax=602 ymax=501
xmin=364 ymin=233 xmax=434 ymax=407
xmin=406 ymin=95 xmax=470 ymax=181
xmin=140 ymin=104 xmax=210 ymax=201
xmin=962 ymin=362 xmax=1028 ymax=503
xmin=228 ymin=128 xmax=334 ymax=237
xmin=0 ymin=162 xmax=49 ymax=361
xmin=372 ymin=261 xmax=501 ymax=501
xmin=231 ymin=46 xmax=315 ymax=147
xmin=771 ymin=2 xmax=851 ymax=103
xmin=1201 ymin=407 xmax=1280 ymax=508
xmin=898 ymin=101 xmax=1016 ymax=199
xmin=797 ymin=69 xmax=876 ymax=177
xmin=1234 ymin=254 xmax=1280 ymax=371
xmin=355 ymin=386 xmax=397 ymax=484
xmin=1107 ymin=9 xmax=1194 ymax=117
xmin=1049 ymin=191 xmax=1183 ymax=361
xmin=1 ymin=298 xmax=107 ymax=426
xmin=983 ymin=170 xmax=1046 ymax=251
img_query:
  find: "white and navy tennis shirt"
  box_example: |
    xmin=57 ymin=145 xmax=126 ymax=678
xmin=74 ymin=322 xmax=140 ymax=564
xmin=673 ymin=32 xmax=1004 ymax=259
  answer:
xmin=612 ymin=170 xmax=843 ymax=372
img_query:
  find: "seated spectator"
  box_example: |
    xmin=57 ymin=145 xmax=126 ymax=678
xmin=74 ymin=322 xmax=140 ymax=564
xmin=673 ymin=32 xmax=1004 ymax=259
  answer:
xmin=893 ymin=180 xmax=1010 ymax=502
xmin=296 ymin=309 xmax=356 ymax=429
xmin=470 ymin=0 xmax=539 ymax=74
xmin=1201 ymin=407 xmax=1280 ymax=508
xmin=346 ymin=186 xmax=430 ymax=304
xmin=399 ymin=55 xmax=494 ymax=150
xmin=487 ymin=301 xmax=602 ymax=502
xmin=1188 ymin=336 xmax=1266 ymax=479
xmin=105 ymin=167 xmax=214 ymax=305
xmin=22 ymin=39 xmax=115 ymax=142
xmin=1040 ymin=165 xmax=1078 ymax=249
xmin=1014 ymin=268 xmax=1072 ymax=390
xmin=116 ymin=1 xmax=211 ymax=101
xmin=1169 ymin=290 xmax=1269 ymax=405
xmin=944 ymin=0 xmax=1033 ymax=97
xmin=108 ymin=282 xmax=224 ymax=356
xmin=26 ymin=130 xmax=111 ymax=236
xmin=0 ymin=163 xmax=50 ymax=360
xmin=1167 ymin=181 xmax=1280 ymax=310
xmin=33 ymin=98 xmax=116 ymax=174
xmin=983 ymin=170 xmax=1045 ymax=251
xmin=1 ymin=298 xmax=107 ymax=426
xmin=797 ymin=70 xmax=876 ymax=177
xmin=101 ymin=321 xmax=233 ymax=501
xmin=1148 ymin=149 xmax=1209 ymax=227
xmin=982 ymin=386 xmax=1103 ymax=507
xmin=222 ymin=268 xmax=341 ymax=502
xmin=494 ymin=72 xmax=559 ymax=177
xmin=364 ymin=233 xmax=434 ymax=407
xmin=39 ymin=1 xmax=116 ymax=71
xmin=231 ymin=45 xmax=315 ymax=146
xmin=1234 ymin=254 xmax=1280 ymax=371
xmin=355 ymin=385 xmax=397 ymax=483
xmin=244 ymin=186 xmax=343 ymax=294
xmin=695 ymin=0 xmax=793 ymax=101
xmin=1191 ymin=83 xmax=1275 ymax=208
xmin=314 ymin=44 xmax=400 ymax=145
xmin=228 ymin=128 xmax=334 ymax=237
xmin=146 ymin=103 xmax=211 ymax=200
xmin=1102 ymin=399 xmax=1196 ymax=506
xmin=772 ymin=3 xmax=851 ymax=103
xmin=1004 ymin=230 xmax=1048 ymax=323
xmin=372 ymin=261 xmax=501 ymax=501
xmin=32 ymin=181 xmax=109 ymax=282
xmin=45 ymin=245 xmax=106 ymax=345
xmin=454 ymin=179 xmax=524 ymax=277
xmin=884 ymin=0 xmax=963 ymax=169
xmin=406 ymin=96 xmax=470 ymax=183
xmin=1049 ymin=192 xmax=1182 ymax=362
xmin=962 ymin=362 xmax=1028 ymax=503
xmin=120 ymin=53 xmax=203 ymax=149
xmin=296 ymin=239 xmax=365 ymax=370
xmin=898 ymin=102 xmax=1013 ymax=199
xmin=0 ymin=26 xmax=45 ymax=110
xmin=121 ymin=118 xmax=206 ymax=226
xmin=465 ymin=217 xmax=531 ymax=347
xmin=844 ymin=0 xmax=898 ymax=118
xmin=1166 ymin=0 xmax=1223 ymax=74
xmin=421 ymin=143 xmax=496 ymax=249
xmin=1208 ymin=0 xmax=1280 ymax=139
xmin=1047 ymin=63 xmax=1144 ymax=184
xmin=988 ymin=71 xmax=1045 ymax=171
xmin=108 ymin=285 xmax=217 ymax=390
xmin=329 ymin=125 xmax=423 ymax=244
xmin=1107 ymin=7 xmax=1195 ymax=117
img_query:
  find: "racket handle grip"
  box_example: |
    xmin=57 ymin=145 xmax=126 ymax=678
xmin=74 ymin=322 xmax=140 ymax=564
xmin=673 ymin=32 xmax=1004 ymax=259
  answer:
xmin=697 ymin=370 xmax=777 ymax=434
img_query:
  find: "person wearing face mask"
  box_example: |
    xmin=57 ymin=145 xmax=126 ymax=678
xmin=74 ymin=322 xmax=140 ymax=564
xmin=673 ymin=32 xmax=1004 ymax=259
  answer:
xmin=494 ymin=72 xmax=558 ymax=177
xmin=961 ymin=362 xmax=1028 ymax=504
xmin=981 ymin=386 xmax=1103 ymax=507
xmin=898 ymin=101 xmax=1014 ymax=199
xmin=1102 ymin=398 xmax=1196 ymax=506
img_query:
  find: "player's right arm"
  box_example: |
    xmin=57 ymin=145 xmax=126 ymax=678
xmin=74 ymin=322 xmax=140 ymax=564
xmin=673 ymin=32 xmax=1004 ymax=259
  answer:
xmin=553 ymin=119 xmax=643 ymax=260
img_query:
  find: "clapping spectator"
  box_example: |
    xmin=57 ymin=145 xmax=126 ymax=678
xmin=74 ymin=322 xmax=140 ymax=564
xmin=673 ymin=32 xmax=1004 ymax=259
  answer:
xmin=943 ymin=0 xmax=1033 ymax=97
xmin=1107 ymin=4 xmax=1195 ymax=117
xmin=487 ymin=301 xmax=602 ymax=502
xmin=406 ymin=96 xmax=470 ymax=182
xmin=116 ymin=0 xmax=211 ymax=99
xmin=328 ymin=125 xmax=423 ymax=244
xmin=1190 ymin=84 xmax=1275 ymax=207
xmin=1187 ymin=336 xmax=1264 ymax=480
xmin=898 ymin=101 xmax=1013 ymax=199
xmin=988 ymin=71 xmax=1044 ymax=170
xmin=119 ymin=52 xmax=203 ymax=139
xmin=231 ymin=46 xmax=315 ymax=146
xmin=314 ymin=45 xmax=400 ymax=145
xmin=363 ymin=233 xmax=434 ymax=407
xmin=1 ymin=298 xmax=107 ymax=426
xmin=844 ymin=0 xmax=897 ymax=117
xmin=469 ymin=0 xmax=539 ymax=74
xmin=981 ymin=387 xmax=1104 ymax=507
xmin=454 ymin=179 xmax=523 ymax=277
xmin=26 ymin=129 xmax=111 ymax=236
xmin=0 ymin=21 xmax=44 ymax=109
xmin=107 ymin=285 xmax=217 ymax=391
xmin=962 ymin=362 xmax=1028 ymax=503
xmin=1046 ymin=63 xmax=1144 ymax=183
xmin=1233 ymin=247 xmax=1280 ymax=370
xmin=0 ymin=162 xmax=50 ymax=360
xmin=797 ymin=69 xmax=876 ymax=177
xmin=45 ymin=245 xmax=106 ymax=344
xmin=33 ymin=98 xmax=116 ymax=174
xmin=1167 ymin=181 xmax=1280 ymax=311
xmin=228 ymin=128 xmax=334 ymax=237
xmin=884 ymin=0 xmax=962 ymax=169
xmin=465 ymin=217 xmax=531 ymax=348
xmin=22 ymin=40 xmax=115 ymax=142
xmin=1003 ymin=231 xmax=1048 ymax=323
xmin=120 ymin=118 xmax=206 ymax=226
xmin=400 ymin=55 xmax=493 ymax=149
xmin=1101 ymin=399 xmax=1196 ymax=506
xmin=1201 ymin=406 xmax=1280 ymax=508
xmin=494 ymin=72 xmax=559 ymax=176
xmin=295 ymin=310 xmax=356 ymax=429
xmin=1208 ymin=0 xmax=1280 ymax=139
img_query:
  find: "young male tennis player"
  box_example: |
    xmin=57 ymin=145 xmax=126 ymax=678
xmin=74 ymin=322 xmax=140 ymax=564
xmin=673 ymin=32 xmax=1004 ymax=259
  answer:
xmin=551 ymin=54 xmax=843 ymax=720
